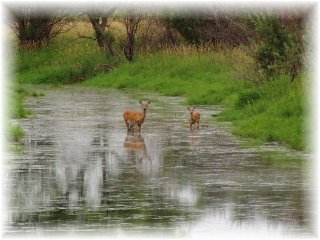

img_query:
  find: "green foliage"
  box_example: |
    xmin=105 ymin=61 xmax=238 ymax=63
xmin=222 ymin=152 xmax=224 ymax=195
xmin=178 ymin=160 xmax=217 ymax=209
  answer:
xmin=249 ymin=14 xmax=304 ymax=81
xmin=254 ymin=15 xmax=287 ymax=77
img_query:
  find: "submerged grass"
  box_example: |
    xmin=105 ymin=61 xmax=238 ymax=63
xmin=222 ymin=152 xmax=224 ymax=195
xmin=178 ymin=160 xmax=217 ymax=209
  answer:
xmin=6 ymin=85 xmax=44 ymax=147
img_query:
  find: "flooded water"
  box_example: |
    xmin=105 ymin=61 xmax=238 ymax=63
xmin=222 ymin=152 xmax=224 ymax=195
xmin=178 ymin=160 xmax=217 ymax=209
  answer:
xmin=4 ymin=87 xmax=314 ymax=238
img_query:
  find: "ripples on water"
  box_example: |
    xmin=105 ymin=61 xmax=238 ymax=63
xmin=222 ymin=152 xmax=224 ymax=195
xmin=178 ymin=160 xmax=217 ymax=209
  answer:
xmin=5 ymin=88 xmax=314 ymax=237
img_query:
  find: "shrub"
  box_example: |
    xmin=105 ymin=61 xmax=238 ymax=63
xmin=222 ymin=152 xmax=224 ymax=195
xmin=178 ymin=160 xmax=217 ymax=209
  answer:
xmin=249 ymin=13 xmax=304 ymax=82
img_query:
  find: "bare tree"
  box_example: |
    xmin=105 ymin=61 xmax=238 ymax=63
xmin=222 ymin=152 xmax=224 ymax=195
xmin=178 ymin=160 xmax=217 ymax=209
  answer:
xmin=10 ymin=8 xmax=67 ymax=47
xmin=87 ymin=7 xmax=117 ymax=55
xmin=121 ymin=10 xmax=142 ymax=62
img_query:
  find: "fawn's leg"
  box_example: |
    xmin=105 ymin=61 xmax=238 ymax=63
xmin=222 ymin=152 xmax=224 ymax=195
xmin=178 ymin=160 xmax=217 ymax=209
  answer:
xmin=125 ymin=120 xmax=129 ymax=131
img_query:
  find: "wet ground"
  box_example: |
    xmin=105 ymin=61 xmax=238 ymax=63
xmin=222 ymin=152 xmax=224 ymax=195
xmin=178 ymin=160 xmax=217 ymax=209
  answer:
xmin=4 ymin=87 xmax=314 ymax=238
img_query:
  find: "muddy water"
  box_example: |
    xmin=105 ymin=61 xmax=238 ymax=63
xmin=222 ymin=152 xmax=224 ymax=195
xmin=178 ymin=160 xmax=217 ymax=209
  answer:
xmin=5 ymin=87 xmax=313 ymax=237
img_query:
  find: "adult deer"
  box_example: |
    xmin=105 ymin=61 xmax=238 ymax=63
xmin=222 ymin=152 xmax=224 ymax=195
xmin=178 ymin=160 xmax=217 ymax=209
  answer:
xmin=123 ymin=100 xmax=150 ymax=133
xmin=188 ymin=106 xmax=200 ymax=130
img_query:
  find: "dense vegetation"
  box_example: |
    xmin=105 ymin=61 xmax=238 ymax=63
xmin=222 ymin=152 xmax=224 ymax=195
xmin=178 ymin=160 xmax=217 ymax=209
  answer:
xmin=10 ymin=8 xmax=310 ymax=151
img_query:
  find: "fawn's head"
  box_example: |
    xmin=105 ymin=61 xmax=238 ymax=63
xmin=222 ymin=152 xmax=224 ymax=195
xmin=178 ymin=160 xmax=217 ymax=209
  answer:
xmin=139 ymin=100 xmax=150 ymax=110
xmin=187 ymin=106 xmax=196 ymax=115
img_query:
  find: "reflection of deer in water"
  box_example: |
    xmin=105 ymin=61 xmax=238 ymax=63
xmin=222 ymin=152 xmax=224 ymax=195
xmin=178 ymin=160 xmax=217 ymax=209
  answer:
xmin=124 ymin=132 xmax=150 ymax=162
xmin=187 ymin=106 xmax=200 ymax=130
xmin=123 ymin=101 xmax=150 ymax=134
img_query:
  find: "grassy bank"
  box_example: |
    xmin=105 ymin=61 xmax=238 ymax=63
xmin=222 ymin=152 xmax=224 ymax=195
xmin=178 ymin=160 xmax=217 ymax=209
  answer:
xmin=6 ymin=86 xmax=42 ymax=145
xmin=16 ymin=23 xmax=117 ymax=85
xmin=80 ymin=48 xmax=308 ymax=151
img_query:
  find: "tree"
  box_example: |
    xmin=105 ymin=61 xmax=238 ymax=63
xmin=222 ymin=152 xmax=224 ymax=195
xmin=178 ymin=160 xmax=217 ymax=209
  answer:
xmin=249 ymin=12 xmax=305 ymax=81
xmin=11 ymin=8 xmax=67 ymax=47
xmin=166 ymin=10 xmax=252 ymax=46
xmin=87 ymin=7 xmax=117 ymax=55
xmin=121 ymin=11 xmax=142 ymax=62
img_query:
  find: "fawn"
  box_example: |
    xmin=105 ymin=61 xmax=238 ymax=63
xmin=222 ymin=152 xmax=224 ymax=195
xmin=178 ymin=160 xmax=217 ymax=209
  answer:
xmin=123 ymin=100 xmax=150 ymax=133
xmin=188 ymin=106 xmax=200 ymax=130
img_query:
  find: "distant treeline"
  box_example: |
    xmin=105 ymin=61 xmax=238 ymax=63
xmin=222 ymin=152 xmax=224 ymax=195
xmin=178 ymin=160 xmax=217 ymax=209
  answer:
xmin=8 ymin=6 xmax=309 ymax=82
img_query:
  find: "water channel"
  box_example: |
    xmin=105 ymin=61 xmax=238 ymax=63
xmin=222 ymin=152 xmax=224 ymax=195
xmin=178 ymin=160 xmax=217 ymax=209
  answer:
xmin=4 ymin=87 xmax=314 ymax=238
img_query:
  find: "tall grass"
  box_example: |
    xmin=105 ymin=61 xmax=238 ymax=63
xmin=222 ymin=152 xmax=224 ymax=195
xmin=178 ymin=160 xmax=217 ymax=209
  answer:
xmin=219 ymin=74 xmax=307 ymax=150
xmin=17 ymin=22 xmax=119 ymax=84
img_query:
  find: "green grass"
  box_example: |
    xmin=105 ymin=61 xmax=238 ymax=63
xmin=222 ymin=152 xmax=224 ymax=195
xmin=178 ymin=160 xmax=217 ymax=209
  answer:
xmin=17 ymin=35 xmax=118 ymax=85
xmin=6 ymin=85 xmax=43 ymax=148
xmin=6 ymin=123 xmax=25 ymax=143
xmin=9 ymin=86 xmax=33 ymax=119
xmin=218 ymin=74 xmax=307 ymax=150
xmin=81 ymin=50 xmax=239 ymax=104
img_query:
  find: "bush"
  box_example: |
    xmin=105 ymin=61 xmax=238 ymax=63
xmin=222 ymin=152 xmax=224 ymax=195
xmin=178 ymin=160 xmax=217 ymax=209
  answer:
xmin=249 ymin=13 xmax=304 ymax=81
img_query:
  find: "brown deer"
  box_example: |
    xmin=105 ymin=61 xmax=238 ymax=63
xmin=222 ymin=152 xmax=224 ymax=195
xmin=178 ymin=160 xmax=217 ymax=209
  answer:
xmin=188 ymin=106 xmax=200 ymax=130
xmin=123 ymin=100 xmax=150 ymax=133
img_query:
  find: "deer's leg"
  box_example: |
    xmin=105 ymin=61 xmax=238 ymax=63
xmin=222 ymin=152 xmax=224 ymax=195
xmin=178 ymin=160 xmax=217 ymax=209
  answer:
xmin=128 ymin=123 xmax=133 ymax=133
xmin=125 ymin=120 xmax=128 ymax=130
xmin=125 ymin=120 xmax=130 ymax=132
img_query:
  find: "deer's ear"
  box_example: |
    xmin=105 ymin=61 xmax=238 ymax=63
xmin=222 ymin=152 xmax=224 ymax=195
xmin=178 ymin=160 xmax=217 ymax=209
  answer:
xmin=187 ymin=107 xmax=190 ymax=110
xmin=148 ymin=101 xmax=150 ymax=104
xmin=139 ymin=100 xmax=142 ymax=104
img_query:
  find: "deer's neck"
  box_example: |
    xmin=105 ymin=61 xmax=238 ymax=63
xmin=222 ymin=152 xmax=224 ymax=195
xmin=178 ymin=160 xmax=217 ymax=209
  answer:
xmin=139 ymin=109 xmax=147 ymax=121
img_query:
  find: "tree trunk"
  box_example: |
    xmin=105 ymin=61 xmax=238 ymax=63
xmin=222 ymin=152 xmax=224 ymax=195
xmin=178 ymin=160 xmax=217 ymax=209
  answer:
xmin=87 ymin=8 xmax=117 ymax=56
xmin=123 ymin=15 xmax=141 ymax=62
xmin=88 ymin=17 xmax=114 ymax=56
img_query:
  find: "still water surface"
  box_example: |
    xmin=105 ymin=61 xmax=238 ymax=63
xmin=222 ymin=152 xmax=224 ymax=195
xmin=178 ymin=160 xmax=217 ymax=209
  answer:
xmin=4 ymin=87 xmax=313 ymax=237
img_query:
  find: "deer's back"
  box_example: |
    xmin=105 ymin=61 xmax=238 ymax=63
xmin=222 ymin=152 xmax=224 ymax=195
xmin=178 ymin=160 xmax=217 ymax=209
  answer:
xmin=193 ymin=112 xmax=200 ymax=121
xmin=124 ymin=110 xmax=144 ymax=122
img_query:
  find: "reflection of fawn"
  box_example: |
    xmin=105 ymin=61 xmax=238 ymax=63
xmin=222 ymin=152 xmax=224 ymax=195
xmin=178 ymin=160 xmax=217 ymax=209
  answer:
xmin=188 ymin=106 xmax=200 ymax=130
xmin=124 ymin=133 xmax=146 ymax=150
xmin=124 ymin=133 xmax=150 ymax=162
xmin=123 ymin=101 xmax=150 ymax=133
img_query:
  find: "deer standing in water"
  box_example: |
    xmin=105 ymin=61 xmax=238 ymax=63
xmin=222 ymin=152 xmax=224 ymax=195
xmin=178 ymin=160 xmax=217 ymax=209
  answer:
xmin=188 ymin=106 xmax=200 ymax=130
xmin=123 ymin=100 xmax=150 ymax=133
